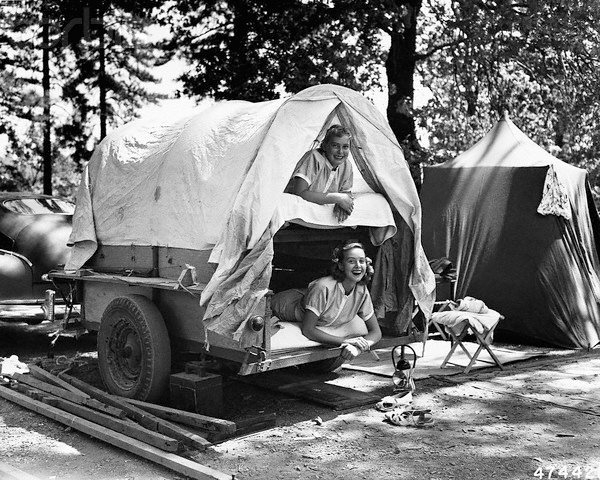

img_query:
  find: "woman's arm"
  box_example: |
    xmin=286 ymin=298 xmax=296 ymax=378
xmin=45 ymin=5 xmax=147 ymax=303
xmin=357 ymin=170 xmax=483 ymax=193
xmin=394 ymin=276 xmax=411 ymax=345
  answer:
xmin=301 ymin=310 xmax=368 ymax=361
xmin=301 ymin=309 xmax=348 ymax=345
xmin=290 ymin=177 xmax=354 ymax=211
xmin=363 ymin=315 xmax=382 ymax=349
xmin=342 ymin=316 xmax=381 ymax=353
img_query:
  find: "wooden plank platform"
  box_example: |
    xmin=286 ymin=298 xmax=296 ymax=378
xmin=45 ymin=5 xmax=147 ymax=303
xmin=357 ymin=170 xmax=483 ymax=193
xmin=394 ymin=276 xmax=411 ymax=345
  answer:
xmin=238 ymin=370 xmax=380 ymax=410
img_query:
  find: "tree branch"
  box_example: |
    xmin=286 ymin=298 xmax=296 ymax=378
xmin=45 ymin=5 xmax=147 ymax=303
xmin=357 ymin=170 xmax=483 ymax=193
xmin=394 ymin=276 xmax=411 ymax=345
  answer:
xmin=415 ymin=38 xmax=466 ymax=61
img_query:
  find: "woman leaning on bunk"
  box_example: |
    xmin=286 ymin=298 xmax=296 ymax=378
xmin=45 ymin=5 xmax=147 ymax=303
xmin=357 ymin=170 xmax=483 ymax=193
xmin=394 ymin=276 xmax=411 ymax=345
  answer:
xmin=301 ymin=240 xmax=382 ymax=360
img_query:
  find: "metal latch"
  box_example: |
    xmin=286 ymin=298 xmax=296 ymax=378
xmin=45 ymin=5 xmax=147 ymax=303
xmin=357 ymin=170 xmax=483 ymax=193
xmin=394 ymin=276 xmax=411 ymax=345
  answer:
xmin=246 ymin=346 xmax=272 ymax=372
xmin=256 ymin=358 xmax=272 ymax=373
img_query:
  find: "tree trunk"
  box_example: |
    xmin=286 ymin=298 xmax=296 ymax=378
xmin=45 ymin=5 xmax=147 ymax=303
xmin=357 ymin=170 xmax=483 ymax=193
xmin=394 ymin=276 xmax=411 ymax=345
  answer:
xmin=99 ymin=7 xmax=107 ymax=140
xmin=42 ymin=13 xmax=52 ymax=195
xmin=229 ymin=0 xmax=251 ymax=100
xmin=385 ymin=0 xmax=426 ymax=190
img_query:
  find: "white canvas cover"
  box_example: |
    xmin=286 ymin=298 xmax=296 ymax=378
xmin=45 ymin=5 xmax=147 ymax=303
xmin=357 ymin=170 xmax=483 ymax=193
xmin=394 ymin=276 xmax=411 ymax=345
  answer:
xmin=67 ymin=84 xmax=435 ymax=343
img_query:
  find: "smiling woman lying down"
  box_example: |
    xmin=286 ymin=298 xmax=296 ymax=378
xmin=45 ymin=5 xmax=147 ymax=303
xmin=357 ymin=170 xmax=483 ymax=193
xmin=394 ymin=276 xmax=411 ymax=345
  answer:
xmin=269 ymin=240 xmax=382 ymax=361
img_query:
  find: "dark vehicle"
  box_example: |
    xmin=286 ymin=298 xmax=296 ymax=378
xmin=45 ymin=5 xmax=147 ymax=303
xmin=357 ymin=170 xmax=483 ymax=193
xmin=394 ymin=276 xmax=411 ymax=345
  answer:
xmin=0 ymin=193 xmax=73 ymax=321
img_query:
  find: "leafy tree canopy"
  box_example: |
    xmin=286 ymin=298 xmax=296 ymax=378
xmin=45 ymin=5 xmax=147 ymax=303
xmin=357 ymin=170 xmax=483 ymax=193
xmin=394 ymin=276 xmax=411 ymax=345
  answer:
xmin=3 ymin=0 xmax=600 ymax=198
xmin=418 ymin=0 xmax=600 ymax=175
xmin=165 ymin=0 xmax=389 ymax=101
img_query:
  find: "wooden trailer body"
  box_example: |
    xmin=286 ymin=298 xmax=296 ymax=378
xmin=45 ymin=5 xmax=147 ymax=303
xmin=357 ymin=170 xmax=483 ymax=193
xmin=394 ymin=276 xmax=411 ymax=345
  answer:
xmin=49 ymin=226 xmax=420 ymax=401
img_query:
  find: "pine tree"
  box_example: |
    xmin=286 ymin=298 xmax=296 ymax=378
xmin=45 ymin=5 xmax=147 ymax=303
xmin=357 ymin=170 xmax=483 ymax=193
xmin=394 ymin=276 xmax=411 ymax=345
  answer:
xmin=0 ymin=0 xmax=50 ymax=192
xmin=0 ymin=0 xmax=164 ymax=195
xmin=53 ymin=1 xmax=165 ymax=167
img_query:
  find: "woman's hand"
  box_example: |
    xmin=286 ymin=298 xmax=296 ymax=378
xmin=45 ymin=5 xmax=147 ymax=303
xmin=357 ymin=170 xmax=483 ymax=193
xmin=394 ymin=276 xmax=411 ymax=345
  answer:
xmin=334 ymin=204 xmax=350 ymax=222
xmin=341 ymin=344 xmax=361 ymax=360
xmin=334 ymin=192 xmax=354 ymax=213
xmin=343 ymin=336 xmax=370 ymax=352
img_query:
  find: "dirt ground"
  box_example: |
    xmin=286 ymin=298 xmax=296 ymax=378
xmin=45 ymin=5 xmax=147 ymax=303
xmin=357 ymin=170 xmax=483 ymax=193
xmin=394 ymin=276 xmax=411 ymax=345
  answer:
xmin=1 ymin=316 xmax=600 ymax=480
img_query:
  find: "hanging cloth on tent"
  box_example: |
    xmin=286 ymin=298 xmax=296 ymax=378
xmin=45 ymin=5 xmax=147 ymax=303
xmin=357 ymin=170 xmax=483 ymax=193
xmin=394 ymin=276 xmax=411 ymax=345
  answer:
xmin=537 ymin=165 xmax=571 ymax=220
xmin=202 ymin=227 xmax=275 ymax=348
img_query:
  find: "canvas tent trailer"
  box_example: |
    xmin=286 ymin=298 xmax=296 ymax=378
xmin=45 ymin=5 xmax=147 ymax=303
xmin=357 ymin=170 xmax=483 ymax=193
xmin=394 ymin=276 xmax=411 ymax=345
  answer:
xmin=49 ymin=85 xmax=435 ymax=402
xmin=421 ymin=115 xmax=600 ymax=349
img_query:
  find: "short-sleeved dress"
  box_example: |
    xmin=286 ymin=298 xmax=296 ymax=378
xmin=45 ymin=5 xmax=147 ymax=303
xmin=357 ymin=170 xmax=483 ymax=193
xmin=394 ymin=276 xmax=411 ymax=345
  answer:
xmin=303 ymin=276 xmax=374 ymax=328
xmin=271 ymin=276 xmax=374 ymax=326
xmin=285 ymin=149 xmax=353 ymax=194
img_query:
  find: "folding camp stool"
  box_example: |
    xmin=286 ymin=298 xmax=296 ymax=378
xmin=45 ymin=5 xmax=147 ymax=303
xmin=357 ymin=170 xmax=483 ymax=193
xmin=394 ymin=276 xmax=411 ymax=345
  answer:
xmin=431 ymin=300 xmax=455 ymax=340
xmin=437 ymin=315 xmax=505 ymax=374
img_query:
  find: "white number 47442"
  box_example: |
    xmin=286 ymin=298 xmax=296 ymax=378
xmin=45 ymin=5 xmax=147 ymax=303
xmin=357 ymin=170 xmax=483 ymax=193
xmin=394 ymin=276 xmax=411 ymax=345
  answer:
xmin=534 ymin=466 xmax=600 ymax=479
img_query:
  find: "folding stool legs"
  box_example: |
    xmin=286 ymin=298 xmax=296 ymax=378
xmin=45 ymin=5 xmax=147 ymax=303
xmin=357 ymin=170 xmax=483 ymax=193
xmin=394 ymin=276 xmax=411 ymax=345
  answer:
xmin=463 ymin=328 xmax=503 ymax=373
xmin=439 ymin=324 xmax=470 ymax=368
xmin=438 ymin=322 xmax=504 ymax=373
xmin=476 ymin=328 xmax=504 ymax=371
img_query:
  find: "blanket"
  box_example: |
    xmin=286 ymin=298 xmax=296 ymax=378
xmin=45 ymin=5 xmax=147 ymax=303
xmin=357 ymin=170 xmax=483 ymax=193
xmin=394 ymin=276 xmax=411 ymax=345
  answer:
xmin=431 ymin=296 xmax=501 ymax=334
xmin=273 ymin=192 xmax=397 ymax=245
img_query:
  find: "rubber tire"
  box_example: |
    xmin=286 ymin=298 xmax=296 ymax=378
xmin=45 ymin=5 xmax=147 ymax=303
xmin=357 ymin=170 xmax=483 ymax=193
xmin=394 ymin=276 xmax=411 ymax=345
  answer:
xmin=98 ymin=295 xmax=171 ymax=402
xmin=300 ymin=356 xmax=345 ymax=373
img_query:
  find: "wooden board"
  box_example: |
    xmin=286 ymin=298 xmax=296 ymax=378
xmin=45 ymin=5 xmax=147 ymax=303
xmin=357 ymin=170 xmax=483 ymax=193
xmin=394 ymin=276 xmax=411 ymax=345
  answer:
xmin=124 ymin=398 xmax=236 ymax=434
xmin=59 ymin=374 xmax=211 ymax=451
xmin=49 ymin=270 xmax=207 ymax=293
xmin=43 ymin=396 xmax=180 ymax=452
xmin=280 ymin=383 xmax=381 ymax=410
xmin=240 ymin=371 xmax=380 ymax=410
xmin=13 ymin=373 xmax=125 ymax=419
xmin=187 ymin=413 xmax=278 ymax=444
xmin=28 ymin=364 xmax=91 ymax=397
xmin=231 ymin=413 xmax=277 ymax=438
xmin=0 ymin=386 xmax=232 ymax=480
xmin=0 ymin=461 xmax=43 ymax=480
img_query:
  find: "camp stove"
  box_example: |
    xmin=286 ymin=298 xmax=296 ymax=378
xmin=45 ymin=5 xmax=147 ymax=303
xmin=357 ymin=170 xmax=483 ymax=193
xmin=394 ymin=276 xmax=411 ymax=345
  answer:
xmin=391 ymin=345 xmax=417 ymax=393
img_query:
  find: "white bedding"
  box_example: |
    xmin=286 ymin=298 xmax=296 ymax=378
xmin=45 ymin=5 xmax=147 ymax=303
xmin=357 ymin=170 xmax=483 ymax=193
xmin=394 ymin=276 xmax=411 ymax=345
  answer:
xmin=270 ymin=316 xmax=369 ymax=352
xmin=273 ymin=192 xmax=397 ymax=246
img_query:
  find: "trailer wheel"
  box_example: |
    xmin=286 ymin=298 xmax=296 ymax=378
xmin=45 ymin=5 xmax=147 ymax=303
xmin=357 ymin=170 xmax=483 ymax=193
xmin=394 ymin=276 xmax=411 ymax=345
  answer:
xmin=98 ymin=295 xmax=171 ymax=402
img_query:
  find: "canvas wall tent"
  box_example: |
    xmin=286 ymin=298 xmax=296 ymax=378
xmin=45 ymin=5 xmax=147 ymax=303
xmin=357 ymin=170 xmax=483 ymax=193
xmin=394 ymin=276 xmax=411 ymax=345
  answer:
xmin=67 ymin=84 xmax=435 ymax=345
xmin=421 ymin=116 xmax=600 ymax=349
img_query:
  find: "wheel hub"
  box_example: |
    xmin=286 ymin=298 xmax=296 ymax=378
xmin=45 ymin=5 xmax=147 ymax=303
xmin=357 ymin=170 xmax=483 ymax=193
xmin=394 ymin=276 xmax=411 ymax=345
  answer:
xmin=107 ymin=314 xmax=143 ymax=388
xmin=119 ymin=344 xmax=133 ymax=358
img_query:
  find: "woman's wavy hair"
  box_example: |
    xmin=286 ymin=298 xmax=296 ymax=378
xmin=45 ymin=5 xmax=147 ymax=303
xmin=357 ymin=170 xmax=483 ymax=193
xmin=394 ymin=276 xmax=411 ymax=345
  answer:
xmin=321 ymin=124 xmax=352 ymax=148
xmin=330 ymin=239 xmax=374 ymax=285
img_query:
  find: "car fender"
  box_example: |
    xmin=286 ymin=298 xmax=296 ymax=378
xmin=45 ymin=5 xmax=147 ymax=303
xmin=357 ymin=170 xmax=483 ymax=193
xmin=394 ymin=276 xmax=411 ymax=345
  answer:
xmin=14 ymin=217 xmax=71 ymax=281
xmin=0 ymin=249 xmax=33 ymax=299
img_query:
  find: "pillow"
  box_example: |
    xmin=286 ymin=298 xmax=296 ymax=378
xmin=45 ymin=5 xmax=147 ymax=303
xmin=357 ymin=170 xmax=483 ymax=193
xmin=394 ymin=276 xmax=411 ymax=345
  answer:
xmin=271 ymin=288 xmax=307 ymax=322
